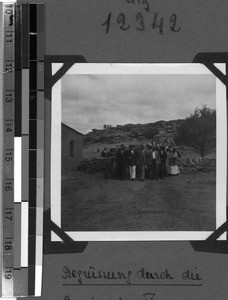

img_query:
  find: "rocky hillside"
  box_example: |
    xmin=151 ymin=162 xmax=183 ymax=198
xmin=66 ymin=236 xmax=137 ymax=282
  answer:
xmin=83 ymin=119 xmax=183 ymax=145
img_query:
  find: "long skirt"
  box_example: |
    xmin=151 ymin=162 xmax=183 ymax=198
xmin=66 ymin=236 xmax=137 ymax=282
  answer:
xmin=168 ymin=164 xmax=180 ymax=175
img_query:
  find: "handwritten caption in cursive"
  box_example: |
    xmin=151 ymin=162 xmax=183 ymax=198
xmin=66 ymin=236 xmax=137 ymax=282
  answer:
xmin=64 ymin=293 xmax=156 ymax=300
xmin=62 ymin=266 xmax=203 ymax=300
xmin=101 ymin=1 xmax=181 ymax=35
xmin=62 ymin=266 xmax=203 ymax=285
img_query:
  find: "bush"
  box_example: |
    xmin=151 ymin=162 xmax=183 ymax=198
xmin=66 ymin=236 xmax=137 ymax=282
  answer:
xmin=175 ymin=105 xmax=216 ymax=157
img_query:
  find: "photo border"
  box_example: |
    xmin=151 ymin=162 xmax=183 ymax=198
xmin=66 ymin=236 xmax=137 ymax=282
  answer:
xmin=51 ymin=63 xmax=227 ymax=242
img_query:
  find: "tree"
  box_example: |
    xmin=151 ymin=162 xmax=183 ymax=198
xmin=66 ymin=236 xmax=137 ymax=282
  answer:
xmin=176 ymin=105 xmax=216 ymax=157
xmin=144 ymin=127 xmax=159 ymax=139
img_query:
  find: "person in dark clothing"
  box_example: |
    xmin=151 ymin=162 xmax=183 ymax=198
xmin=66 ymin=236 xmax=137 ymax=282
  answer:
xmin=127 ymin=145 xmax=137 ymax=180
xmin=116 ymin=144 xmax=126 ymax=180
xmin=122 ymin=147 xmax=129 ymax=179
xmin=151 ymin=147 xmax=161 ymax=180
xmin=159 ymin=146 xmax=167 ymax=179
xmin=145 ymin=144 xmax=152 ymax=179
xmin=137 ymin=145 xmax=146 ymax=181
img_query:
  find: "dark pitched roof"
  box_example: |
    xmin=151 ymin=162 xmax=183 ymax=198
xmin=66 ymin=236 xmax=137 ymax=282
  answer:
xmin=61 ymin=123 xmax=84 ymax=136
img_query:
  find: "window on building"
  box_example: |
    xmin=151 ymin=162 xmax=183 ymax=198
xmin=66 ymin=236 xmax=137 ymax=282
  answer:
xmin=70 ymin=140 xmax=75 ymax=158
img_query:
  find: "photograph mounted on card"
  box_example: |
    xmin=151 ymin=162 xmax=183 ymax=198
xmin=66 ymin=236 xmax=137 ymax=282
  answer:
xmin=48 ymin=62 xmax=226 ymax=242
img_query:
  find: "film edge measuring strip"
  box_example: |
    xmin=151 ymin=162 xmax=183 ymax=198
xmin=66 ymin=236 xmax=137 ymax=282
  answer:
xmin=45 ymin=54 xmax=228 ymax=254
xmin=2 ymin=2 xmax=15 ymax=297
xmin=1 ymin=2 xmax=44 ymax=297
xmin=28 ymin=3 xmax=44 ymax=296
xmin=19 ymin=3 xmax=44 ymax=296
xmin=0 ymin=1 xmax=4 ymax=297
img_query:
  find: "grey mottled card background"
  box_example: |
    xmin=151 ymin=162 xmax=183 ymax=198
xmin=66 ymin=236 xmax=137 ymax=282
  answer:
xmin=18 ymin=0 xmax=228 ymax=299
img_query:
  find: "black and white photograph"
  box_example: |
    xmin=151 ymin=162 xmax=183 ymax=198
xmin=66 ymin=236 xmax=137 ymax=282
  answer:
xmin=50 ymin=64 xmax=226 ymax=241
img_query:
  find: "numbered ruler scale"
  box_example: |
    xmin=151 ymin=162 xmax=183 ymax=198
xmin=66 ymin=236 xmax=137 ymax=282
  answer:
xmin=2 ymin=2 xmax=44 ymax=297
xmin=2 ymin=2 xmax=15 ymax=298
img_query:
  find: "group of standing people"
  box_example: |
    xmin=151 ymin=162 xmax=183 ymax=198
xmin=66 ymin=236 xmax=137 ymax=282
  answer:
xmin=107 ymin=143 xmax=181 ymax=181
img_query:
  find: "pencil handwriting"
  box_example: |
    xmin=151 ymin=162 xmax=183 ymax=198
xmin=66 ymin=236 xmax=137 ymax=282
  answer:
xmin=102 ymin=11 xmax=181 ymax=34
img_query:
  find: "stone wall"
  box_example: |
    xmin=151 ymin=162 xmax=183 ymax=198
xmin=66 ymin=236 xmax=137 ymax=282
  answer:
xmin=78 ymin=157 xmax=112 ymax=173
xmin=78 ymin=157 xmax=216 ymax=174
xmin=178 ymin=157 xmax=216 ymax=174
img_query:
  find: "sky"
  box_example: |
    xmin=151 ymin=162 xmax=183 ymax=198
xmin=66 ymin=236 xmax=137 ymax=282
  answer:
xmin=61 ymin=74 xmax=216 ymax=134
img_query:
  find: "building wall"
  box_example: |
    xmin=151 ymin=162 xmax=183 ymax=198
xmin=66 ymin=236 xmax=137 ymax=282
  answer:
xmin=61 ymin=124 xmax=83 ymax=175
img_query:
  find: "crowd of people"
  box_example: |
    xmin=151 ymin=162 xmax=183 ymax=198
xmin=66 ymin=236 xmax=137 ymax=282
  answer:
xmin=101 ymin=139 xmax=181 ymax=181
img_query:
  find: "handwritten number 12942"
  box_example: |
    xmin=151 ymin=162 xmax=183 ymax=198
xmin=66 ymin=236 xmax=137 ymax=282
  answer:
xmin=102 ymin=12 xmax=181 ymax=34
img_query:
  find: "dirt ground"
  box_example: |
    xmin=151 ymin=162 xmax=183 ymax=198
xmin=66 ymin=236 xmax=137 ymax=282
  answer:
xmin=61 ymin=171 xmax=216 ymax=231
